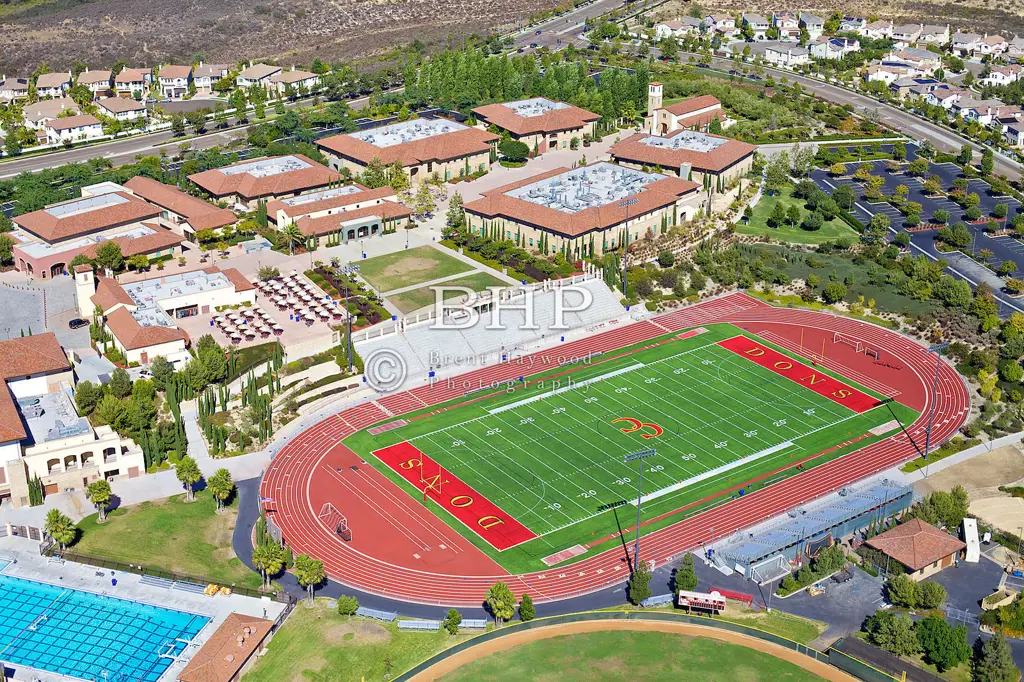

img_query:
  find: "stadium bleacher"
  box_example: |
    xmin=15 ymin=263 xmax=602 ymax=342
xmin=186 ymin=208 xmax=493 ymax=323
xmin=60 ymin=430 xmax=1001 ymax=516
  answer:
xmin=460 ymin=619 xmax=488 ymax=629
xmin=641 ymin=593 xmax=676 ymax=608
xmin=397 ymin=619 xmax=441 ymax=631
xmin=355 ymin=606 xmax=398 ymax=622
xmin=139 ymin=575 xmax=175 ymax=589
xmin=357 ymin=277 xmax=625 ymax=385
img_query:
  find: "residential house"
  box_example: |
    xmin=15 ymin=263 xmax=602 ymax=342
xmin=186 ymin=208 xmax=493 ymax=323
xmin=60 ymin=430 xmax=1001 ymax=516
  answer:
xmin=742 ymin=13 xmax=770 ymax=41
xmin=235 ymin=63 xmax=282 ymax=89
xmin=77 ymin=69 xmax=113 ymax=98
xmin=859 ymin=19 xmax=893 ymax=39
xmin=653 ymin=17 xmax=701 ymax=39
xmin=157 ymin=65 xmax=193 ymax=99
xmin=0 ymin=76 xmax=29 ymax=102
xmin=865 ymin=61 xmax=924 ymax=85
xmin=800 ymin=13 xmax=825 ymax=39
xmin=114 ymin=67 xmax=152 ymax=98
xmin=925 ymin=85 xmax=969 ymax=109
xmin=951 ymin=31 xmax=982 ymax=55
xmin=22 ymin=98 xmax=79 ymax=131
xmin=864 ymin=519 xmax=966 ymax=581
xmin=96 ymin=97 xmax=149 ymax=123
xmin=704 ymin=14 xmax=739 ymax=38
xmin=979 ymin=34 xmax=1009 ymax=55
xmin=772 ymin=13 xmax=801 ymax=42
xmin=0 ymin=331 xmax=146 ymax=508
xmin=44 ymin=115 xmax=102 ymax=145
xmin=269 ymin=67 xmax=320 ymax=96
xmin=954 ymin=98 xmax=1018 ymax=126
xmin=839 ymin=17 xmax=866 ymax=33
xmin=892 ymin=24 xmax=923 ymax=47
xmin=35 ymin=72 xmax=71 ymax=99
xmin=810 ymin=36 xmax=861 ymax=60
xmin=1004 ymin=122 xmax=1024 ymax=147
xmin=886 ymin=48 xmax=942 ymax=72
xmin=889 ymin=77 xmax=939 ymax=100
xmin=765 ymin=45 xmax=811 ymax=67
xmin=193 ymin=63 xmax=230 ymax=96
xmin=918 ymin=24 xmax=950 ymax=45
xmin=1007 ymin=35 xmax=1024 ymax=58
xmin=982 ymin=64 xmax=1024 ymax=87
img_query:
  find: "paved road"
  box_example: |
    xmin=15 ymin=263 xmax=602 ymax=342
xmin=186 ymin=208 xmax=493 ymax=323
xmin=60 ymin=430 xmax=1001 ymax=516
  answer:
xmin=510 ymin=0 xmax=638 ymax=52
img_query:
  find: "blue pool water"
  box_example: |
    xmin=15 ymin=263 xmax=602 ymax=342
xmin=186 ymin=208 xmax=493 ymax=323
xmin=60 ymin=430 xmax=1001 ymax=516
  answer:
xmin=0 ymin=572 xmax=209 ymax=682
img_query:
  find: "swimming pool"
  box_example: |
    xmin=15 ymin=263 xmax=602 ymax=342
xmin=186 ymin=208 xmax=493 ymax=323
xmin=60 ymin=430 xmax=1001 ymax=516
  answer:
xmin=0 ymin=572 xmax=210 ymax=682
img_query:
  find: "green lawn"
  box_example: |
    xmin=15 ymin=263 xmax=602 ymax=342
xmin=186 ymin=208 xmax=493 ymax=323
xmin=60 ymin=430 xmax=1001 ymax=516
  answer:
xmin=387 ymin=271 xmax=509 ymax=314
xmin=243 ymin=600 xmax=469 ymax=682
xmin=72 ymin=490 xmax=264 ymax=589
xmin=437 ymin=630 xmax=824 ymax=682
xmin=343 ymin=323 xmax=918 ymax=573
xmin=358 ymin=245 xmax=474 ymax=292
xmin=737 ymin=186 xmax=858 ymax=244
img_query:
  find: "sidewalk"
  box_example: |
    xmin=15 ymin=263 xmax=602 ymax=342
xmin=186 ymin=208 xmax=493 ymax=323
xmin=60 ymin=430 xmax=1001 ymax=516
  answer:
xmin=900 ymin=431 xmax=1024 ymax=483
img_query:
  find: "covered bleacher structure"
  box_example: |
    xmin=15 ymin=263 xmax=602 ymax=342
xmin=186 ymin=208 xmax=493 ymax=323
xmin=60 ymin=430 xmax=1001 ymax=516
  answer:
xmin=719 ymin=479 xmax=912 ymax=579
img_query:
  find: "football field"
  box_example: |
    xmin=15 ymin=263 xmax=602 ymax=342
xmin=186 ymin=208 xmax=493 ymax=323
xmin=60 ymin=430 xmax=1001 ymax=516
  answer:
xmin=346 ymin=324 xmax=917 ymax=570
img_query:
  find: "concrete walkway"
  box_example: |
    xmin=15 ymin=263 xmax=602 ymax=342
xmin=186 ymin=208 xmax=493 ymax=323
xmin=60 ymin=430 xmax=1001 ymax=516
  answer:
xmin=182 ymin=407 xmax=211 ymax=460
xmin=901 ymin=431 xmax=1024 ymax=483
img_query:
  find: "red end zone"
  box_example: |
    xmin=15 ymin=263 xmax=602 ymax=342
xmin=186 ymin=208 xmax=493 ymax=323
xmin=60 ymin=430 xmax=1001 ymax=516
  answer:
xmin=718 ymin=336 xmax=882 ymax=413
xmin=372 ymin=442 xmax=537 ymax=551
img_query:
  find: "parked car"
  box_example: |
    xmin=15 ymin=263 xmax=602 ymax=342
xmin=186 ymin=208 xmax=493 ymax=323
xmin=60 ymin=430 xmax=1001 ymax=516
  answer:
xmin=748 ymin=74 xmax=763 ymax=80
xmin=697 ymin=62 xmax=711 ymax=68
xmin=536 ymin=29 xmax=542 ymax=34
xmin=530 ymin=43 xmax=539 ymax=48
xmin=68 ymin=318 xmax=88 ymax=330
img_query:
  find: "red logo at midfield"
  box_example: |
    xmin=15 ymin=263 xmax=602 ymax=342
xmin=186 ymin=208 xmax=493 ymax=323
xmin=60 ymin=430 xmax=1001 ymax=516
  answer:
xmin=373 ymin=441 xmax=537 ymax=551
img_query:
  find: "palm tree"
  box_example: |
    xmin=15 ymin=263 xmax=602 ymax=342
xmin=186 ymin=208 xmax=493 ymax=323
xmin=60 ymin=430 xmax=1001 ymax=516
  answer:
xmin=175 ymin=455 xmax=202 ymax=502
xmin=207 ymin=468 xmax=234 ymax=512
xmin=86 ymin=479 xmax=112 ymax=522
xmin=294 ymin=554 xmax=326 ymax=603
xmin=251 ymin=543 xmax=285 ymax=590
xmin=44 ymin=509 xmax=75 ymax=549
xmin=283 ymin=225 xmax=304 ymax=255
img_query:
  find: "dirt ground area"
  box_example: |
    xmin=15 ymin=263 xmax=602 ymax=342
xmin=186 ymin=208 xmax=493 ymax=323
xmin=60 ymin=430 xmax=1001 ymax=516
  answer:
xmin=915 ymin=445 xmax=1024 ymax=501
xmin=407 ymin=620 xmax=858 ymax=682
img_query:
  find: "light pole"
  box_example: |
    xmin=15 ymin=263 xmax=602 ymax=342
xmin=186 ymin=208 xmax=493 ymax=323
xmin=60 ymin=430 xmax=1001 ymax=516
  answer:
xmin=623 ymin=448 xmax=656 ymax=573
xmin=339 ymin=263 xmax=360 ymax=374
xmin=922 ymin=341 xmax=950 ymax=478
xmin=619 ymin=197 xmax=638 ymax=296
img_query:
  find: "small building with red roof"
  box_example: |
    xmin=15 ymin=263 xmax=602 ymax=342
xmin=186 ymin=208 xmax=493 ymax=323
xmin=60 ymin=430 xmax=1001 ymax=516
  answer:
xmin=865 ymin=518 xmax=966 ymax=581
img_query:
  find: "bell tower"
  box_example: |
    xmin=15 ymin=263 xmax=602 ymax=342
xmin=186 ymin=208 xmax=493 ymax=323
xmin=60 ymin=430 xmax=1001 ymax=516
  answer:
xmin=74 ymin=264 xmax=95 ymax=317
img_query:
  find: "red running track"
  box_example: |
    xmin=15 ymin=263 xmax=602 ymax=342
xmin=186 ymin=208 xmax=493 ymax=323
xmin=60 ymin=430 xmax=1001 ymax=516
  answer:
xmin=259 ymin=293 xmax=970 ymax=606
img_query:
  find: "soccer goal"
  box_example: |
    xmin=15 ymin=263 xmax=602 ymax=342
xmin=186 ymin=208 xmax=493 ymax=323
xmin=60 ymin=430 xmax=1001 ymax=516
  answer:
xmin=319 ymin=502 xmax=353 ymax=542
xmin=833 ymin=332 xmax=863 ymax=353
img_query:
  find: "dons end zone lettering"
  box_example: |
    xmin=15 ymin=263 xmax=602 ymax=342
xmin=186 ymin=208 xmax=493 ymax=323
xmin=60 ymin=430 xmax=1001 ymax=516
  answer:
xmin=372 ymin=441 xmax=537 ymax=550
xmin=718 ymin=336 xmax=881 ymax=414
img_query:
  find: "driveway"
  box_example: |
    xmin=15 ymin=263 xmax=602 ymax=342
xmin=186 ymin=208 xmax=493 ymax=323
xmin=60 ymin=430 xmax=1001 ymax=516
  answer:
xmin=775 ymin=567 xmax=885 ymax=647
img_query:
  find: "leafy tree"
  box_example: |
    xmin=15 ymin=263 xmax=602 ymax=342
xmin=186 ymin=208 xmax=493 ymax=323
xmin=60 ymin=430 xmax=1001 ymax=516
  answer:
xmin=1000 ymin=261 xmax=1018 ymax=277
xmin=498 ymin=139 xmax=530 ymax=162
xmin=866 ymin=610 xmax=919 ymax=656
xmin=170 ymin=115 xmax=186 ymax=137
xmin=444 ymin=608 xmax=462 ymax=635
xmin=0 ymin=233 xmax=13 ymax=265
xmin=109 ymin=367 xmax=132 ymax=398
xmin=802 ymin=211 xmax=824 ymax=232
xmin=887 ymin=573 xmax=920 ymax=608
xmin=657 ymin=251 xmax=675 ymax=268
xmin=294 ymin=554 xmax=325 ymax=602
xmin=769 ymin=202 xmax=787 ymax=227
xmin=786 ymin=204 xmax=801 ymax=226
xmin=44 ymin=508 xmax=76 ymax=549
xmin=207 ymin=467 xmax=234 ymax=511
xmin=917 ymin=615 xmax=970 ymax=672
xmin=919 ymin=580 xmax=948 ymax=609
xmin=894 ymin=231 xmax=911 ymax=247
xmin=150 ymin=356 xmax=174 ymax=390
xmin=981 ymin=149 xmax=995 ymax=175
xmin=673 ymin=553 xmax=699 ymax=591
xmin=336 ymin=594 xmax=359 ymax=615
xmin=86 ymin=479 xmax=113 ymax=522
xmin=908 ymin=157 xmax=930 ymax=176
xmin=958 ymin=146 xmax=974 ymax=166
xmin=95 ymin=241 xmax=124 ymax=272
xmin=822 ymin=281 xmax=847 ymax=303
xmin=519 ymin=593 xmax=535 ymax=621
xmin=933 ymin=209 xmax=950 ymax=225
xmin=74 ymin=380 xmax=103 ymax=415
xmin=832 ymin=184 xmax=855 ymax=210
xmin=892 ymin=142 xmax=907 ymax=161
xmin=175 ymin=455 xmax=202 ymax=502
xmin=95 ymin=393 xmax=127 ymax=427
xmin=994 ymin=203 xmax=1009 ymax=219
xmin=446 ymin=191 xmax=464 ymax=228
xmin=486 ymin=581 xmax=517 ymax=625
xmin=628 ymin=559 xmax=653 ymax=605
xmin=829 ymin=162 xmax=847 ymax=177
xmin=127 ymin=254 xmax=149 ymax=271
xmin=974 ymin=632 xmax=1019 ymax=682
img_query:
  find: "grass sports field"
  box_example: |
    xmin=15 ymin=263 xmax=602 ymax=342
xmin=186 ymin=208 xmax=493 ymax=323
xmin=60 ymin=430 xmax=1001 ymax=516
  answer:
xmin=344 ymin=323 xmax=917 ymax=573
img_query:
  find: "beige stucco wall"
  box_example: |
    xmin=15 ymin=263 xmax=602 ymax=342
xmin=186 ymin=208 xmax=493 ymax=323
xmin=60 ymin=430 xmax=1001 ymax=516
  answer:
xmin=324 ymin=150 xmax=492 ymax=184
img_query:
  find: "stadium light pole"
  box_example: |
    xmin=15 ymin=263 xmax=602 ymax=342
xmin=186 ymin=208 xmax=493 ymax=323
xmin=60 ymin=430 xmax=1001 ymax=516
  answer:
xmin=619 ymin=197 xmax=638 ymax=297
xmin=340 ymin=264 xmax=361 ymax=374
xmin=922 ymin=341 xmax=950 ymax=478
xmin=623 ymin=448 xmax=656 ymax=573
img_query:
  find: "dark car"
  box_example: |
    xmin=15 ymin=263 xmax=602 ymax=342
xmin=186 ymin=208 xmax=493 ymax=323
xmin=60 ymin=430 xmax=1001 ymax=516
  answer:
xmin=748 ymin=74 xmax=763 ymax=80
xmin=536 ymin=29 xmax=542 ymax=34
xmin=68 ymin=318 xmax=89 ymax=330
xmin=697 ymin=62 xmax=711 ymax=68
xmin=530 ymin=43 xmax=539 ymax=48
xmin=729 ymin=69 xmax=739 ymax=75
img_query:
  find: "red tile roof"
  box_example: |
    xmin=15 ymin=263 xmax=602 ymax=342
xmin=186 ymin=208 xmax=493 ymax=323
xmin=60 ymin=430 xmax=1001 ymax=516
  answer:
xmin=865 ymin=518 xmax=966 ymax=571
xmin=207 ymin=266 xmax=256 ymax=292
xmin=0 ymin=333 xmax=69 ymax=442
xmin=80 ymin=223 xmax=184 ymax=260
xmin=178 ymin=613 xmax=274 ymax=682
xmin=471 ymin=101 xmax=599 ymax=136
xmin=124 ymin=176 xmax=236 ymax=231
xmin=45 ymin=114 xmax=101 ymax=131
xmin=104 ymin=306 xmax=188 ymax=351
xmin=610 ymin=130 xmax=755 ymax=174
xmin=265 ymin=184 xmax=398 ymax=223
xmin=77 ymin=70 xmax=112 ymax=85
xmin=115 ymin=68 xmax=151 ymax=85
xmin=462 ymin=164 xmax=699 ymax=238
xmin=295 ymin=201 xmax=413 ymax=237
xmin=188 ymin=155 xmax=341 ymax=201
xmin=317 ymin=126 xmax=498 ymax=167
xmin=14 ymin=192 xmax=162 ymax=243
xmin=91 ymin=276 xmax=136 ymax=313
xmin=158 ymin=65 xmax=192 ymax=80
xmin=661 ymin=94 xmax=723 ymax=117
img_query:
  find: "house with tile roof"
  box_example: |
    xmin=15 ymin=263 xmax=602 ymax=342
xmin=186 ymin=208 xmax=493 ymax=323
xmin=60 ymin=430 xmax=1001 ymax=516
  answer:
xmin=193 ymin=63 xmax=231 ymax=96
xmin=96 ymin=97 xmax=149 ymax=123
xmin=188 ymin=154 xmax=342 ymax=207
xmin=742 ymin=13 xmax=770 ymax=41
xmin=77 ymin=69 xmax=113 ymax=97
xmin=0 ymin=329 xmax=145 ymax=508
xmin=317 ymin=119 xmax=498 ymax=184
xmin=269 ymin=67 xmax=320 ymax=96
xmin=114 ymin=67 xmax=152 ymax=98
xmin=859 ymin=19 xmax=893 ymax=39
xmin=865 ymin=518 xmax=966 ymax=580
xmin=461 ymin=162 xmax=702 ymax=257
xmin=35 ymin=71 xmax=72 ymax=99
xmin=157 ymin=64 xmax=193 ymax=100
xmin=236 ymin=63 xmax=282 ymax=89
xmin=472 ymin=98 xmax=599 ymax=154
xmin=44 ymin=114 xmax=102 ymax=145
xmin=800 ymin=13 xmax=825 ymax=39
xmin=0 ymin=76 xmax=30 ymax=102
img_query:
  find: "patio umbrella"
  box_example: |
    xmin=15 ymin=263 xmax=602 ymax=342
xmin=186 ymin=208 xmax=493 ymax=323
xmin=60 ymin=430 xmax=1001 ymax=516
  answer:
xmin=224 ymin=325 xmax=237 ymax=333
xmin=304 ymin=312 xmax=316 ymax=321
xmin=287 ymin=297 xmax=299 ymax=305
